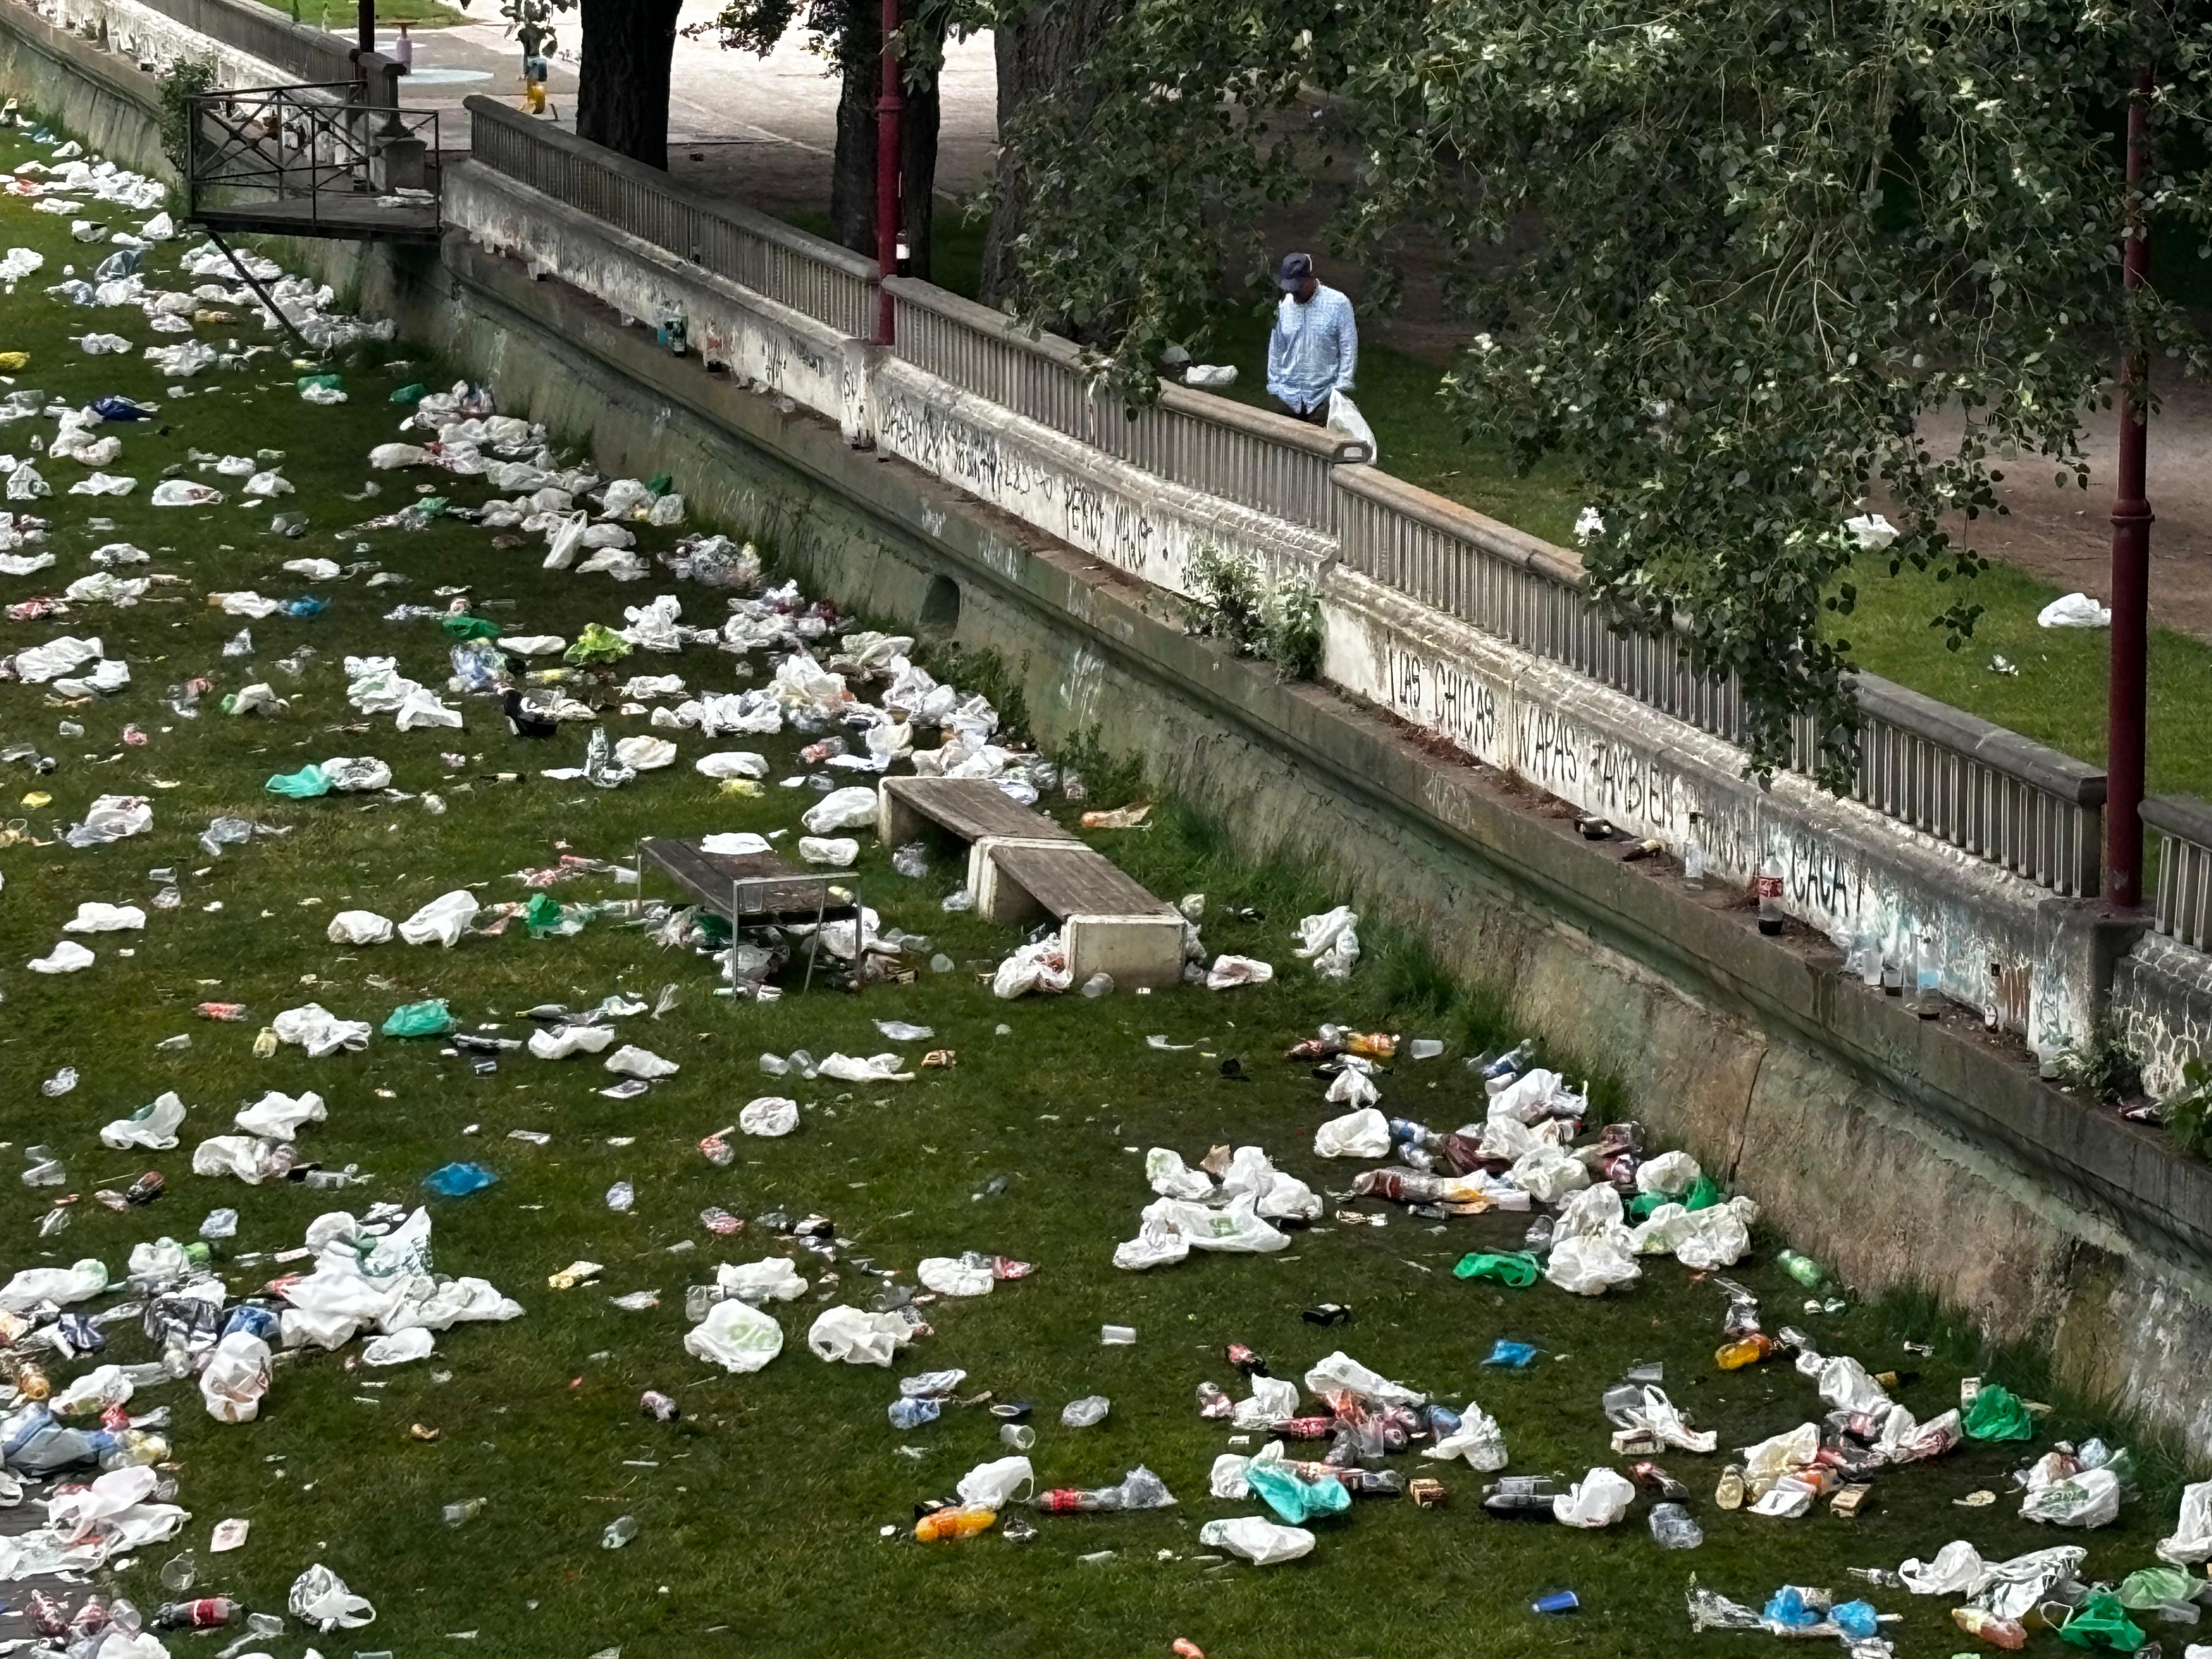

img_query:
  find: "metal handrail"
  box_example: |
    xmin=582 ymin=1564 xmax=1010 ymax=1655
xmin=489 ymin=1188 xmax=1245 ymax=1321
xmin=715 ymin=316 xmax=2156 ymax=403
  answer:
xmin=109 ymin=0 xmax=354 ymax=82
xmin=186 ymin=83 xmax=439 ymax=236
xmin=464 ymin=96 xmax=878 ymax=340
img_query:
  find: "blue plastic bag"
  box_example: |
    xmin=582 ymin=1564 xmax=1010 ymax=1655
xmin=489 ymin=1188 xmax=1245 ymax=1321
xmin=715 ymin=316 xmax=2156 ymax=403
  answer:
xmin=422 ymin=1162 xmax=498 ymax=1198
xmin=1246 ymin=1459 xmax=1352 ymax=1525
xmin=1482 ymin=1339 xmax=1540 ymax=1369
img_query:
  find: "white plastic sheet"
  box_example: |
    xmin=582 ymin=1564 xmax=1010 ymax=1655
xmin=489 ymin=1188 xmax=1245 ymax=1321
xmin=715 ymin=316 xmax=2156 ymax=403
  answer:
xmin=1198 ymin=1516 xmax=1314 ymax=1566
xmin=289 ymin=1563 xmax=376 ymax=1633
xmin=955 ymin=1456 xmax=1034 ymax=1508
xmin=529 ymin=1024 xmax=617 ymax=1059
xmin=1206 ymin=955 xmax=1275 ymax=990
xmin=1303 ymin=1350 xmax=1425 ymax=1408
xmin=606 ymin=1045 xmax=680 ymax=1080
xmin=917 ymin=1257 xmax=995 ymax=1297
xmin=718 ymin=1257 xmax=806 ymax=1305
xmin=2159 ymin=1481 xmax=2212 ymax=1565
xmin=235 ymin=1090 xmax=326 ymax=1141
xmin=2039 ymin=592 xmax=2112 ymax=629
xmin=802 ymin=785 xmax=877 ymax=834
xmin=326 ymin=910 xmax=394 ymax=945
xmin=272 ymin=1003 xmax=371 ymax=1057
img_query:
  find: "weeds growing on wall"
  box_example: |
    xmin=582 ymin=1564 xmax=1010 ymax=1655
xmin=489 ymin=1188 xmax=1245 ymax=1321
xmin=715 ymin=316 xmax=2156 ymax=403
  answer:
xmin=2052 ymin=1018 xmax=2145 ymax=1107
xmin=1184 ymin=545 xmax=1322 ymax=680
xmin=2170 ymin=1058 xmax=2212 ymax=1160
xmin=157 ymin=59 xmax=216 ymax=177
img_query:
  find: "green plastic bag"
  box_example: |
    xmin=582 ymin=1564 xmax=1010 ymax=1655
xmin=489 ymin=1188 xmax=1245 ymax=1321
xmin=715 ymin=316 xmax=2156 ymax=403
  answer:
xmin=565 ymin=622 xmax=633 ymax=665
xmin=382 ymin=998 xmax=457 ymax=1039
xmin=1627 ymin=1191 xmax=1670 ymax=1222
xmin=1961 ymin=1383 xmax=2035 ymax=1442
xmin=1246 ymin=1459 xmax=1351 ymax=1525
xmin=388 ymin=381 xmax=427 ymax=404
xmin=415 ymin=495 xmax=450 ymax=519
xmin=523 ymin=893 xmax=580 ymax=938
xmin=2058 ymin=1591 xmax=2145 ymax=1651
xmin=441 ymin=613 xmax=502 ymax=642
xmin=296 ymin=372 xmax=342 ymax=393
xmin=1681 ymin=1174 xmax=1724 ymax=1211
xmin=2117 ymin=1566 xmax=2196 ymax=1610
xmin=264 ymin=763 xmax=331 ymax=798
xmin=645 ymin=471 xmax=673 ymax=496
xmin=1452 ymin=1250 xmax=1541 ymax=1288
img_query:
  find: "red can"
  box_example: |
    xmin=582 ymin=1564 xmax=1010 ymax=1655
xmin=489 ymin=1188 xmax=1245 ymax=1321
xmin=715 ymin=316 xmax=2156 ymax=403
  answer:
xmin=1273 ymin=1416 xmax=1337 ymax=1440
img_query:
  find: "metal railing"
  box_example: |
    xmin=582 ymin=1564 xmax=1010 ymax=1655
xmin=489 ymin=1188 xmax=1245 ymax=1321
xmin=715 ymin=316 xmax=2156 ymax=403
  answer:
xmin=121 ymin=0 xmax=353 ymax=82
xmin=465 ymin=98 xmax=878 ymax=341
xmin=187 ymin=83 xmax=440 ymax=238
xmin=887 ymin=278 xmax=1363 ymax=534
xmin=1336 ymin=465 xmax=2107 ymax=895
xmin=2148 ymin=797 xmax=2212 ymax=948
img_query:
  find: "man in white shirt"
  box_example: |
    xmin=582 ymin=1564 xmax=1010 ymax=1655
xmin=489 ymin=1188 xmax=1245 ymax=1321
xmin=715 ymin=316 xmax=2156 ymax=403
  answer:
xmin=1265 ymin=252 xmax=1358 ymax=425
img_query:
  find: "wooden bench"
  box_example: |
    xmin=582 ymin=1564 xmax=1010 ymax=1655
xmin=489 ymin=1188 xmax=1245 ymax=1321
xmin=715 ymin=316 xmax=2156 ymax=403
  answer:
xmin=878 ymin=776 xmax=1183 ymax=989
xmin=633 ymin=837 xmax=862 ymax=993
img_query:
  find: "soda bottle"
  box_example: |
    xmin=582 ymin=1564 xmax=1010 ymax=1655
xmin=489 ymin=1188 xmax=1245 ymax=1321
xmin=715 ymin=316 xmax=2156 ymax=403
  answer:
xmin=1343 ymin=1031 xmax=1397 ymax=1059
xmin=1951 ymin=1607 xmax=2027 ymax=1650
xmin=1479 ymin=1040 xmax=1534 ymax=1082
xmin=1272 ymin=1416 xmax=1337 ymax=1440
xmin=1776 ymin=1249 xmax=1826 ymax=1289
xmin=915 ymin=1505 xmax=996 ymax=1541
xmin=1716 ymin=1334 xmax=1778 ymax=1370
xmin=1756 ymin=855 xmax=1785 ymax=934
xmin=1194 ymin=1381 xmax=1231 ymax=1419
xmin=153 ymin=1600 xmax=241 ymax=1630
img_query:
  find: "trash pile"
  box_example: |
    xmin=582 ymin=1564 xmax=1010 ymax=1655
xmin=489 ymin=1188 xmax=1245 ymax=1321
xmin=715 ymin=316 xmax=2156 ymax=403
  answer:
xmin=1 ymin=106 xmax=2208 ymax=1659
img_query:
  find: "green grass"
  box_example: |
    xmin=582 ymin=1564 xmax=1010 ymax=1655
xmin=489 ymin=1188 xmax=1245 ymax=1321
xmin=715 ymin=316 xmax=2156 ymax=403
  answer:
xmin=0 ymin=119 xmax=2201 ymax=1658
xmin=245 ymin=0 xmax=470 ymax=29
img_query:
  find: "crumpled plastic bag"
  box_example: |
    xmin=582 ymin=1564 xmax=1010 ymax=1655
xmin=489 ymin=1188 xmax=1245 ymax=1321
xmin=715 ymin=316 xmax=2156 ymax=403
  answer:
xmin=398 ymin=890 xmax=478 ymax=946
xmin=956 ymin=1455 xmax=1034 ymax=1508
xmin=718 ymin=1257 xmax=806 ymax=1305
xmin=192 ymin=1135 xmax=293 ymax=1184
xmin=802 ymin=785 xmax=878 ymax=835
xmin=1146 ymin=1148 xmax=1216 ymax=1200
xmin=808 ymin=1306 xmax=913 ymax=1366
xmin=61 ymin=901 xmax=144 ymax=934
xmin=1198 ymin=1516 xmax=1314 ymax=1566
xmin=917 ymin=1257 xmax=995 ymax=1297
xmin=199 ymin=1331 xmax=272 ymax=1424
xmin=272 ymin=1003 xmax=371 ymax=1057
xmin=327 ymin=910 xmax=394 ymax=945
xmin=1554 ymin=1466 xmax=1637 ymax=1527
xmin=29 ymin=941 xmax=96 ymax=974
xmin=289 ymin=1562 xmax=376 ymax=1633
xmin=1115 ymin=1194 xmax=1288 ymax=1270
xmin=2158 ymin=1480 xmax=2212 ymax=1565
xmin=530 ymin=1023 xmax=617 ymax=1059
xmin=1545 ymin=1183 xmax=1643 ymax=1295
xmin=235 ymin=1090 xmax=326 ymax=1141
xmin=1230 ymin=1375 xmax=1301 ymax=1429
xmin=100 ymin=1091 xmax=186 ymax=1150
xmin=1292 ymin=906 xmax=1361 ymax=979
xmin=2023 ymin=1465 xmax=2121 ymax=1528
xmin=1612 ymin=1385 xmax=1717 ymax=1453
xmin=606 ymin=1045 xmax=680 ymax=1080
xmin=798 ymin=836 xmax=859 ymax=867
xmin=737 ymin=1096 xmax=799 ymax=1137
xmin=2039 ymin=591 xmax=2112 ymax=629
xmin=1510 ymin=1144 xmax=1590 ymax=1204
xmin=1314 ymin=1107 xmax=1389 ymax=1159
xmin=819 ymin=1052 xmax=913 ymax=1083
xmin=1248 ymin=1458 xmax=1352 ymax=1524
xmin=1742 ymin=1421 xmax=1819 ymax=1486
xmin=1206 ymin=954 xmax=1275 ymax=990
xmin=684 ymin=1297 xmax=784 ymax=1373
xmin=1629 ymin=1197 xmax=1757 ymax=1268
xmin=1635 ymin=1149 xmax=1701 ymax=1196
xmin=394 ymin=686 xmax=463 ymax=730
xmin=1303 ymin=1351 xmax=1425 ymax=1407
xmin=0 ymin=1259 xmax=109 ymax=1312
xmin=1427 ymin=1400 xmax=1508 ymax=1471
xmin=993 ymin=936 xmax=1072 ymax=999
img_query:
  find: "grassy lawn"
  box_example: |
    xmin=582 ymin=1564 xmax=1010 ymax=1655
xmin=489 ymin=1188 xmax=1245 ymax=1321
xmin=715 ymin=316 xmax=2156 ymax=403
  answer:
xmin=1 ymin=119 xmax=2201 ymax=1658
xmin=246 ymin=0 xmax=471 ymax=29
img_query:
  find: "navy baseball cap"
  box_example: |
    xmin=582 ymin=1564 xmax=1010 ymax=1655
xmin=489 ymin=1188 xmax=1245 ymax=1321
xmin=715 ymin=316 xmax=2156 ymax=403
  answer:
xmin=1276 ymin=251 xmax=1314 ymax=291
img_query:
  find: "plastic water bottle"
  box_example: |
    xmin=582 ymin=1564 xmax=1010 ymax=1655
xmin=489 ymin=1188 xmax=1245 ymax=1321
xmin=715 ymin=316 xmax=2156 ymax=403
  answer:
xmin=1912 ymin=929 xmax=1942 ymax=1019
xmin=1756 ymin=855 xmax=1785 ymax=934
xmin=1776 ymin=1249 xmax=1826 ymax=1289
xmin=601 ymin=1516 xmax=640 ymax=1549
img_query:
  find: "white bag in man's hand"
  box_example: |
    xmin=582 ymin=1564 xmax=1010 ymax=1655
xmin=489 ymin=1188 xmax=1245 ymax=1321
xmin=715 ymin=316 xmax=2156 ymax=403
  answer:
xmin=1325 ymin=390 xmax=1378 ymax=462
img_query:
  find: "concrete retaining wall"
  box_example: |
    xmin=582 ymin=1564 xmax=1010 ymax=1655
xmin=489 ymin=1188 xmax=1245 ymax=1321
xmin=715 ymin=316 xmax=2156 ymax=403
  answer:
xmin=10 ymin=0 xmax=2212 ymax=1455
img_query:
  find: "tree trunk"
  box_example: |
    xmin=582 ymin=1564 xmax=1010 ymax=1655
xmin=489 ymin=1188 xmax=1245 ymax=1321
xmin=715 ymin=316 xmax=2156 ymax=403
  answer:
xmin=577 ymin=0 xmax=683 ymax=171
xmin=827 ymin=0 xmax=943 ymax=280
xmin=980 ymin=0 xmax=1126 ymax=307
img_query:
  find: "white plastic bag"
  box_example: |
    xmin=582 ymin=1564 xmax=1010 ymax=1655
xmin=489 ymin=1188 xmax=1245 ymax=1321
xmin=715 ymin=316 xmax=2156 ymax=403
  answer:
xmin=1206 ymin=955 xmax=1275 ymax=990
xmin=1198 ymin=1516 xmax=1314 ymax=1566
xmin=605 ymin=1045 xmax=680 ymax=1080
xmin=808 ymin=1306 xmax=912 ymax=1366
xmin=199 ymin=1331 xmax=272 ymax=1423
xmin=273 ymin=1002 xmax=371 ymax=1056
xmin=2038 ymin=592 xmax=2112 ymax=629
xmin=819 ymin=1052 xmax=913 ymax=1083
xmin=685 ymin=1297 xmax=785 ymax=1373
xmin=696 ymin=751 xmax=769 ymax=780
xmin=917 ymin=1257 xmax=995 ymax=1297
xmin=1325 ymin=390 xmax=1378 ymax=462
xmin=1635 ymin=1150 xmax=1701 ymax=1197
xmin=802 ymin=785 xmax=878 ymax=834
xmin=101 ymin=1091 xmax=187 ymax=1150
xmin=326 ymin=910 xmax=394 ymax=945
xmin=2159 ymin=1480 xmax=2212 ymax=1565
xmin=28 ymin=941 xmax=95 ymax=974
xmin=1314 ymin=1107 xmax=1389 ymax=1159
xmin=398 ymin=890 xmax=478 ymax=946
xmin=1131 ymin=1193 xmax=1288 ymax=1259
xmin=1144 ymin=1149 xmax=1216 ymax=1200
xmin=2023 ymin=1467 xmax=2121 ymax=1528
xmin=235 ymin=1090 xmax=326 ymax=1141
xmin=1427 ymin=1401 xmax=1508 ymax=1471
xmin=1292 ymin=906 xmax=1361 ymax=979
xmin=718 ymin=1257 xmax=806 ymax=1305
xmin=0 ymin=1259 xmax=108 ymax=1312
xmin=955 ymin=1455 xmax=1034 ymax=1508
xmin=192 ymin=1135 xmax=292 ymax=1185
xmin=362 ymin=1328 xmax=435 ymax=1367
xmin=1554 ymin=1466 xmax=1636 ymax=1527
xmin=530 ymin=1023 xmax=617 ymax=1060
xmin=289 ymin=1563 xmax=376 ymax=1633
xmin=737 ymin=1096 xmax=799 ymax=1137
xmin=798 ymin=836 xmax=859 ymax=867
xmin=64 ymin=901 xmax=144 ymax=933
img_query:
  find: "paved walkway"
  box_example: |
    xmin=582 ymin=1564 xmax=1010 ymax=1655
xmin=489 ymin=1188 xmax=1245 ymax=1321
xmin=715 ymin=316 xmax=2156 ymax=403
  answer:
xmin=372 ymin=8 xmax=2211 ymax=644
